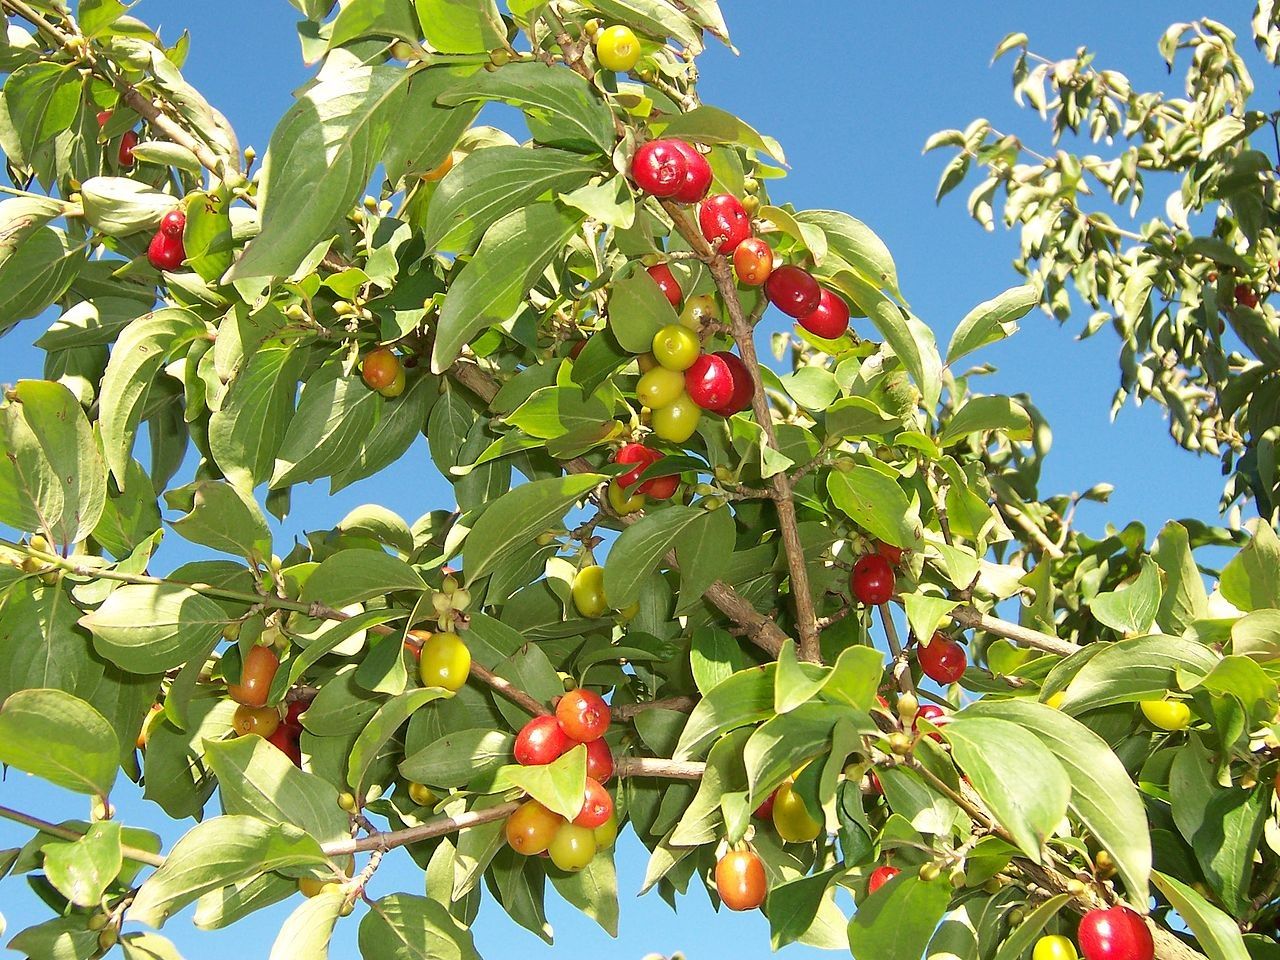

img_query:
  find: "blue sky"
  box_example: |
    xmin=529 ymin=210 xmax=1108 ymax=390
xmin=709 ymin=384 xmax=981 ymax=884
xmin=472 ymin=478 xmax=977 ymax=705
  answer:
xmin=0 ymin=2 xmax=1264 ymax=958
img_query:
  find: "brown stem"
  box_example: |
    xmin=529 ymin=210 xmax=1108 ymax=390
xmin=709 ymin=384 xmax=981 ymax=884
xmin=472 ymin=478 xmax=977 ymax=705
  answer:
xmin=0 ymin=805 xmax=165 ymax=867
xmin=949 ymin=605 xmax=1080 ymax=656
xmin=469 ymin=662 xmax=551 ymax=718
xmin=611 ymin=695 xmax=697 ymax=720
xmin=615 ymin=756 xmax=705 ymax=780
xmin=324 ymin=801 xmax=523 ymax=856
xmin=879 ymin=604 xmax=916 ymax=695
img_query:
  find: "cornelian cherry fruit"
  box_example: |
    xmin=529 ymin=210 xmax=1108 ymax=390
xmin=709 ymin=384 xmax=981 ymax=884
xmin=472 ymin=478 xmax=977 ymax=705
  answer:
xmin=595 ymin=24 xmax=640 ymax=73
xmin=650 ymin=393 xmax=702 ymax=442
xmin=716 ymin=849 xmax=767 ymax=911
xmin=667 ymin=139 xmax=713 ymax=204
xmin=548 ymin=823 xmax=597 ymax=871
xmin=147 ymin=230 xmax=185 ymax=271
xmin=652 ymin=324 xmax=701 ymax=371
xmin=573 ymin=777 xmax=613 ymax=828
xmin=361 ymin=347 xmax=402 ymax=392
xmin=227 ymin=645 xmax=280 ymax=708
xmin=764 ymin=265 xmax=821 ymax=318
xmin=631 ymin=140 xmax=688 ymax=198
xmin=918 ymin=633 xmax=966 ymax=685
xmin=685 ymin=353 xmax=734 ymax=411
xmin=232 ymin=704 xmax=280 ymax=738
xmin=418 ymin=632 xmax=471 ymax=691
xmin=606 ymin=479 xmax=646 ymax=515
xmin=635 ymin=366 xmax=685 ymax=410
xmin=733 ymin=237 xmax=774 ymax=286
xmin=505 ymin=800 xmax=563 ymax=856
xmin=850 ymin=554 xmax=895 ymax=605
xmin=710 ymin=351 xmax=753 ymax=415
xmin=118 ymin=129 xmax=138 ymax=167
xmin=868 ymin=865 xmax=900 ymax=895
xmin=799 ymin=288 xmax=851 ymax=339
xmin=876 ymin=540 xmax=904 ymax=565
xmin=585 ymin=737 xmax=614 ymax=782
xmin=557 ymin=688 xmax=610 ymax=743
xmin=515 ymin=715 xmax=572 ymax=766
xmin=913 ymin=704 xmax=948 ymax=742
xmin=638 ymin=470 xmax=679 ymax=500
xmin=698 ymin=194 xmax=751 ymax=254
xmin=1078 ymin=906 xmax=1154 ymax=960
xmin=615 ymin=442 xmax=660 ymax=489
xmin=266 ymin=724 xmax=302 ymax=766
xmin=647 ymin=263 xmax=683 ymax=308
xmin=1235 ymin=284 xmax=1259 ymax=309
xmin=752 ymin=789 xmax=777 ymax=820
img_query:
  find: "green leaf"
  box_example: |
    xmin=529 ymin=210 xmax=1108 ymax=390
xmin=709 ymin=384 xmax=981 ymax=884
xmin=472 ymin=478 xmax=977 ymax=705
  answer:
xmin=400 ymin=728 xmax=514 ymax=788
xmin=300 ymin=548 xmax=426 ymax=607
xmin=1220 ymin=523 xmax=1280 ymax=612
xmin=0 ymin=689 xmax=117 ymax=796
xmin=463 ymin=473 xmax=606 ymax=582
xmin=577 ymin=0 xmax=702 ymax=50
xmin=938 ymin=395 xmax=1031 ymax=446
xmin=431 ymin=202 xmax=585 ymax=372
xmin=826 ymin=467 xmax=923 ymax=550
xmin=6 ymin=916 xmax=99 ymax=959
xmin=438 ymin=61 xmax=615 ymax=153
xmin=603 ymin=505 xmax=704 ymax=608
xmin=768 ymin=869 xmax=843 ymax=950
xmin=947 ymin=283 xmax=1037 ymax=363
xmin=847 ymin=875 xmax=952 ymax=960
xmin=120 ymin=932 xmax=187 ymax=960
xmin=606 ymin=265 xmax=680 ymax=354
xmin=358 ymin=893 xmax=482 ymax=960
xmin=332 ymin=370 xmax=437 ymax=493
xmin=505 ymin=386 xmax=611 ymax=440
xmin=1091 ymin=556 xmax=1162 ymax=637
xmin=675 ymin=664 xmax=775 ymax=760
xmin=744 ymin=702 xmax=872 ymax=805
xmin=328 ymin=0 xmax=420 ymax=47
xmin=4 ymin=62 xmax=78 ymax=158
xmin=167 ymin=480 xmax=271 ymax=562
xmin=42 ymin=821 xmax=122 ymax=908
xmin=203 ymin=737 xmax=349 ymax=846
xmin=1153 ymin=521 xmax=1209 ymax=636
xmin=780 ymin=367 xmax=840 ymax=410
xmin=268 ymin=891 xmax=345 ymax=960
xmin=798 ymin=209 xmax=899 ymax=296
xmin=971 ymin=700 xmax=1152 ymax=901
xmin=78 ymin=176 xmax=177 ymax=237
xmin=944 ymin=716 xmax=1070 ymax=861
xmin=992 ymin=894 xmax=1071 ymax=960
xmin=270 ymin=360 xmax=381 ymax=488
xmin=652 ymin=105 xmax=785 ymax=164
xmin=689 ymin=626 xmax=749 ymax=696
xmin=128 ymin=816 xmax=328 ymax=928
xmin=209 ymin=340 xmax=306 ymax=492
xmin=423 ymin=145 xmax=597 ymax=253
xmin=550 ymin=853 xmax=619 ymax=936
xmin=824 ymin=396 xmax=899 ymax=439
xmin=502 ymin=743 xmax=587 ymax=819
xmin=415 ymin=0 xmax=505 ymax=52
xmin=348 ymin=688 xmax=449 ymax=794
xmin=0 ymin=379 xmax=105 ymax=548
xmin=98 ymin=309 xmax=202 ymax=487
xmin=1151 ymin=871 xmax=1251 ymax=960
xmin=0 ymin=225 xmax=84 ymax=335
xmin=1059 ymin=635 xmax=1219 ymax=713
xmin=1230 ymin=610 xmax=1280 ymax=661
xmin=81 ymin=582 xmax=229 ymax=673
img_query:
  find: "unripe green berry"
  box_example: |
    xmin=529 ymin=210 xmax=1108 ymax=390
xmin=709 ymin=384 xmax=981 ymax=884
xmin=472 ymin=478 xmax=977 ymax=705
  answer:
xmin=895 ymin=692 xmax=919 ymax=723
xmin=918 ymin=861 xmax=941 ymax=882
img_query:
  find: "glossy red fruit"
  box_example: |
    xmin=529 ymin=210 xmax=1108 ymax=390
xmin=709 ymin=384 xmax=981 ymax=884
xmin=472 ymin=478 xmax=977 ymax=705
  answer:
xmin=1078 ymin=906 xmax=1154 ymax=960
xmin=798 ymin=288 xmax=851 ymax=339
xmin=227 ymin=645 xmax=280 ymax=708
xmin=867 ymin=865 xmax=900 ymax=895
xmin=851 ymin=554 xmax=895 ymax=605
xmin=266 ymin=724 xmax=303 ymax=766
xmin=876 ymin=541 xmax=905 ymax=565
xmin=667 ymin=139 xmax=713 ymax=204
xmin=283 ymin=697 xmax=309 ymax=732
xmin=96 ymin=110 xmax=113 ymax=128
xmin=637 ymin=469 xmax=679 ymax=500
xmin=514 ymin=715 xmax=572 ymax=766
xmin=918 ymin=634 xmax=967 ymax=685
xmin=615 ymin=442 xmax=661 ymax=489
xmin=710 ymin=351 xmax=754 ymax=415
xmin=867 ymin=771 xmax=883 ymax=795
xmin=585 ymin=737 xmax=614 ymax=783
xmin=573 ymin=777 xmax=613 ymax=828
xmin=733 ymin=237 xmax=774 ymax=286
xmin=631 ymin=140 xmax=688 ymax=198
xmin=159 ymin=210 xmax=186 ymax=237
xmin=147 ymin=230 xmax=185 ymax=271
xmin=764 ymin=265 xmax=822 ymax=319
xmin=1235 ymin=284 xmax=1259 ymax=309
xmin=913 ymin=704 xmax=948 ymax=742
xmin=118 ymin=129 xmax=138 ymax=167
xmin=752 ymin=789 xmax=777 ymax=820
xmin=698 ymin=194 xmax=751 ymax=254
xmin=557 ymin=689 xmax=610 ymax=743
xmin=716 ymin=849 xmax=767 ymax=911
xmin=684 ymin=353 xmax=734 ymax=411
xmin=647 ymin=263 xmax=683 ymax=308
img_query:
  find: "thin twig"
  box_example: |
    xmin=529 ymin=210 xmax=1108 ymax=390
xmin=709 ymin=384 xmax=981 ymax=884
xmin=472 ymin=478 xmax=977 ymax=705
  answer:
xmin=0 ymin=805 xmax=165 ymax=867
xmin=878 ymin=603 xmax=916 ymax=694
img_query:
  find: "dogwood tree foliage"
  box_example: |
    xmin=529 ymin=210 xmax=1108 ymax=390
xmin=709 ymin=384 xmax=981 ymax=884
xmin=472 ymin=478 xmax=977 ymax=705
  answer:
xmin=0 ymin=3 xmax=1274 ymax=960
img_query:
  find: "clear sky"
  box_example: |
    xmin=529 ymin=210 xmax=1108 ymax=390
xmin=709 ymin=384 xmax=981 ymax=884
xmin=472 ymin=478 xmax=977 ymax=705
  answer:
xmin=0 ymin=2 xmax=1264 ymax=958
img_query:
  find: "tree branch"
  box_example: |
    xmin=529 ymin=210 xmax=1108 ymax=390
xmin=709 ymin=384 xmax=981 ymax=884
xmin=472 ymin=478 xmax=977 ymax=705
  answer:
xmin=949 ymin=604 xmax=1080 ymax=656
xmin=0 ymin=805 xmax=165 ymax=867
xmin=879 ymin=603 xmax=916 ymax=695
xmin=612 ymin=696 xmax=697 ymax=720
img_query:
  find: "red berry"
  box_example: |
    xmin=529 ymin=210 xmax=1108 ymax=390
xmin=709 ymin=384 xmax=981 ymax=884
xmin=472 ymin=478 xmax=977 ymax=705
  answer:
xmin=569 ymin=339 xmax=587 ymax=360
xmin=698 ymin=194 xmax=751 ymax=254
xmin=573 ymin=777 xmax=613 ymax=828
xmin=514 ymin=715 xmax=572 ymax=766
xmin=615 ymin=442 xmax=661 ymax=489
xmin=666 ymin=139 xmax=713 ymax=204
xmin=637 ymin=470 xmax=679 ymax=500
xmin=876 ymin=541 xmax=904 ymax=565
xmin=850 ymin=554 xmax=895 ymax=605
xmin=283 ymin=697 xmax=309 ymax=732
xmin=764 ymin=265 xmax=822 ymax=318
xmin=557 ymin=689 xmax=610 ymax=743
xmin=160 ymin=210 xmax=186 ymax=237
xmin=867 ymin=865 xmax=900 ymax=895
xmin=118 ymin=129 xmax=138 ymax=167
xmin=684 ymin=353 xmax=734 ymax=411
xmin=798 ymin=287 xmax=850 ymax=339
xmin=147 ymin=230 xmax=185 ymax=272
xmin=752 ymin=789 xmax=777 ymax=820
xmin=95 ymin=110 xmax=113 ymax=128
xmin=716 ymin=849 xmax=767 ymax=912
xmin=1234 ymin=284 xmax=1259 ymax=309
xmin=733 ymin=237 xmax=774 ymax=286
xmin=631 ymin=140 xmax=688 ymax=198
xmin=646 ymin=263 xmax=682 ymax=308
xmin=913 ymin=704 xmax=948 ymax=742
xmin=1078 ymin=907 xmax=1154 ymax=960
xmin=918 ymin=633 xmax=966 ymax=685
xmin=266 ymin=725 xmax=302 ymax=767
xmin=868 ymin=771 xmax=883 ymax=795
xmin=585 ymin=737 xmax=614 ymax=783
xmin=709 ymin=351 xmax=754 ymax=415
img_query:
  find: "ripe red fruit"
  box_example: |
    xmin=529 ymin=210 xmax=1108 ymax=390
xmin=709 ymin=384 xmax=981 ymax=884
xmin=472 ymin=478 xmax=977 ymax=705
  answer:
xmin=684 ymin=353 xmax=734 ymax=411
xmin=1235 ymin=284 xmax=1259 ymax=309
xmin=585 ymin=737 xmax=614 ymax=783
xmin=631 ymin=140 xmax=688 ymax=198
xmin=159 ymin=210 xmax=186 ymax=237
xmin=573 ymin=777 xmax=613 ymax=828
xmin=798 ymin=288 xmax=851 ymax=339
xmin=283 ymin=697 xmax=309 ymax=732
xmin=715 ymin=849 xmax=767 ymax=911
xmin=118 ymin=129 xmax=138 ymax=167
xmin=227 ymin=645 xmax=280 ymax=708
xmin=147 ymin=230 xmax=185 ymax=272
xmin=851 ymin=554 xmax=895 ymax=605
xmin=637 ymin=470 xmax=679 ymax=500
xmin=557 ymin=688 xmax=610 ymax=743
xmin=647 ymin=263 xmax=683 ymax=308
xmin=1078 ymin=906 xmax=1154 ymax=960
xmin=710 ymin=351 xmax=754 ymax=415
xmin=698 ymin=194 xmax=751 ymax=254
xmin=361 ymin=347 xmax=402 ymax=392
xmin=764 ymin=265 xmax=822 ymax=318
xmin=918 ymin=634 xmax=967 ymax=685
xmin=733 ymin=237 xmax=774 ymax=286
xmin=667 ymin=139 xmax=713 ymax=204
xmin=752 ymin=789 xmax=777 ymax=820
xmin=96 ymin=110 xmax=113 ymax=128
xmin=876 ymin=541 xmax=904 ymax=565
xmin=266 ymin=724 xmax=302 ymax=766
xmin=867 ymin=865 xmax=900 ymax=895
xmin=615 ymin=442 xmax=661 ymax=489
xmin=514 ymin=715 xmax=571 ymax=766
xmin=913 ymin=704 xmax=948 ymax=742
